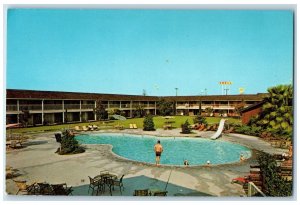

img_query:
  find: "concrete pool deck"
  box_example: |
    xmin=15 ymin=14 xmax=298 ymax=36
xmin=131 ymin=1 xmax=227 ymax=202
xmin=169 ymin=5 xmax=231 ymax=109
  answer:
xmin=5 ymin=128 xmax=287 ymax=198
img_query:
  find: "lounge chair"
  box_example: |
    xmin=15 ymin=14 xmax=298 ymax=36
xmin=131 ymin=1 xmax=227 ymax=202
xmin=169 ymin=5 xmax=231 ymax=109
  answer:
xmin=92 ymin=125 xmax=98 ymax=130
xmin=224 ymin=127 xmax=234 ymax=134
xmin=198 ymin=124 xmax=205 ymax=131
xmin=203 ymin=125 xmax=212 ymax=131
xmin=82 ymin=126 xmax=89 ymax=131
xmin=211 ymin=124 xmax=218 ymax=131
xmin=133 ymin=124 xmax=138 ymax=129
xmin=129 ymin=124 xmax=134 ymax=129
xmin=133 ymin=189 xmax=150 ymax=196
xmin=74 ymin=126 xmax=82 ymax=131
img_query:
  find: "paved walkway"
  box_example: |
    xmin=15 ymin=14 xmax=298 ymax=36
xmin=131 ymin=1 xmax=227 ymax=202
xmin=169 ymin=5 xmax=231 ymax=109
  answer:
xmin=5 ymin=129 xmax=287 ymax=198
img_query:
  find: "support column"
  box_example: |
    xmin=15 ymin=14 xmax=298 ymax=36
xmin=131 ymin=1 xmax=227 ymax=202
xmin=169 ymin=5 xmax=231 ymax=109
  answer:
xmin=154 ymin=101 xmax=157 ymax=115
xmin=94 ymin=100 xmax=97 ymax=121
xmin=62 ymin=100 xmax=65 ymax=123
xmin=42 ymin=100 xmax=44 ymax=125
xmin=79 ymin=100 xmax=82 ymax=122
xmin=17 ymin=100 xmax=20 ymax=124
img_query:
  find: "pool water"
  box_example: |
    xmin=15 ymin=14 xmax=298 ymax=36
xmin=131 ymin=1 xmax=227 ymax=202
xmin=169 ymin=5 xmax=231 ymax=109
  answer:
xmin=76 ymin=133 xmax=251 ymax=166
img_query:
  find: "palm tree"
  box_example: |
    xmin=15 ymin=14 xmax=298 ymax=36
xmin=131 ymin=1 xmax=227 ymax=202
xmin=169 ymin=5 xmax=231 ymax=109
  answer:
xmin=256 ymin=84 xmax=293 ymax=138
xmin=204 ymin=107 xmax=214 ymax=117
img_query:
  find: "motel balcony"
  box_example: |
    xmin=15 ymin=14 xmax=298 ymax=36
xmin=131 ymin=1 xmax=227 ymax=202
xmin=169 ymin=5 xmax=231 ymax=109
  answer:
xmin=81 ymin=104 xmax=95 ymax=110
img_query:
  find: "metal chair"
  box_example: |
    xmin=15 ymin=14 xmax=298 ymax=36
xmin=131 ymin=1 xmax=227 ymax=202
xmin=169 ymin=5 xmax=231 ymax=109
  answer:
xmin=111 ymin=175 xmax=125 ymax=195
xmin=152 ymin=191 xmax=168 ymax=196
xmin=52 ymin=183 xmax=73 ymax=195
xmin=88 ymin=176 xmax=103 ymax=195
xmin=133 ymin=189 xmax=150 ymax=196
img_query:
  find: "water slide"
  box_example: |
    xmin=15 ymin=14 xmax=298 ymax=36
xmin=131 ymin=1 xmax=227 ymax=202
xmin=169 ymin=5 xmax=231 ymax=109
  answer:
xmin=210 ymin=119 xmax=226 ymax=140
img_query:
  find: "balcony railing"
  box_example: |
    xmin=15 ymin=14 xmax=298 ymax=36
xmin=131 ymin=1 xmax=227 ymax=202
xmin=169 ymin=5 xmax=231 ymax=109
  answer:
xmin=6 ymin=105 xmax=18 ymax=111
xmin=44 ymin=104 xmax=63 ymax=110
xmin=20 ymin=105 xmax=42 ymax=111
xmin=64 ymin=104 xmax=80 ymax=110
xmin=121 ymin=104 xmax=131 ymax=108
xmin=109 ymin=104 xmax=121 ymax=108
xmin=81 ymin=104 xmax=95 ymax=109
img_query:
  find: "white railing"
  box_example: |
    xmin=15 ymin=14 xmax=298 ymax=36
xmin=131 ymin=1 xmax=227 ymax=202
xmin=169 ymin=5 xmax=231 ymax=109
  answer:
xmin=64 ymin=104 xmax=80 ymax=109
xmin=81 ymin=104 xmax=95 ymax=109
xmin=247 ymin=182 xmax=266 ymax=197
xmin=6 ymin=105 xmax=18 ymax=111
xmin=44 ymin=104 xmax=63 ymax=110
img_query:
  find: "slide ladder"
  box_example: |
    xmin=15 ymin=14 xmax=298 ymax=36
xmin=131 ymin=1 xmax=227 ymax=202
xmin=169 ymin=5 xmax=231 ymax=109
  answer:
xmin=210 ymin=119 xmax=226 ymax=140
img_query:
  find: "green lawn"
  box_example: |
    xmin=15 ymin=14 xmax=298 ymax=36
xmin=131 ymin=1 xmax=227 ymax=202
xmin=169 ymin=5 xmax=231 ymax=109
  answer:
xmin=8 ymin=116 xmax=241 ymax=134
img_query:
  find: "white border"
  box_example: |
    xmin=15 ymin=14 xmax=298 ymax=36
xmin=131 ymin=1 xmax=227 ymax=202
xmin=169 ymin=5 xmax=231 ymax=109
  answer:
xmin=1 ymin=1 xmax=299 ymax=205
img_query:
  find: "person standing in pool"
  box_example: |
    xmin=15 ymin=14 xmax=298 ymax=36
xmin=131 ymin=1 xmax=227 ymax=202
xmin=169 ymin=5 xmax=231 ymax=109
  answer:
xmin=154 ymin=140 xmax=163 ymax=166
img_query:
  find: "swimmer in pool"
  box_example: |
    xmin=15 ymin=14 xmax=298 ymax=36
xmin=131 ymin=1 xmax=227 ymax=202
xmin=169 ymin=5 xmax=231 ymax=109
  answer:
xmin=154 ymin=140 xmax=163 ymax=166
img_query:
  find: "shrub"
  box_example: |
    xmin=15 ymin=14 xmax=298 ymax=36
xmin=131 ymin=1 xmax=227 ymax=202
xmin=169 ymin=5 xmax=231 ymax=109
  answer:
xmin=257 ymin=153 xmax=292 ymax=196
xmin=56 ymin=130 xmax=85 ymax=155
xmin=143 ymin=115 xmax=156 ymax=131
xmin=193 ymin=114 xmax=207 ymax=125
xmin=234 ymin=125 xmax=262 ymax=136
xmin=181 ymin=120 xmax=191 ymax=134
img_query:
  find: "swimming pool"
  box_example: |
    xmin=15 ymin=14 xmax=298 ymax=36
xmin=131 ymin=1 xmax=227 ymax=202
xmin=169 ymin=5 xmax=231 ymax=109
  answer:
xmin=76 ymin=133 xmax=251 ymax=166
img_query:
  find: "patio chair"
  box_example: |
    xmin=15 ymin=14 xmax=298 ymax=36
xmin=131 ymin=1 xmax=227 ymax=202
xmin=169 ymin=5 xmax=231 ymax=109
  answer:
xmin=37 ymin=183 xmax=55 ymax=195
xmin=13 ymin=180 xmax=36 ymax=195
xmin=133 ymin=124 xmax=138 ymax=129
xmin=88 ymin=176 xmax=103 ymax=195
xmin=13 ymin=180 xmax=28 ymax=195
xmin=129 ymin=124 xmax=134 ymax=129
xmin=52 ymin=183 xmax=73 ymax=195
xmin=110 ymin=175 xmax=125 ymax=195
xmin=133 ymin=189 xmax=150 ymax=196
xmin=152 ymin=190 xmax=168 ymax=196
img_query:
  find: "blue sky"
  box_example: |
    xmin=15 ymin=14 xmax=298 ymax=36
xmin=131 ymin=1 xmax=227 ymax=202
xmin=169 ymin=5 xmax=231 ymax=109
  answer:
xmin=7 ymin=9 xmax=293 ymax=96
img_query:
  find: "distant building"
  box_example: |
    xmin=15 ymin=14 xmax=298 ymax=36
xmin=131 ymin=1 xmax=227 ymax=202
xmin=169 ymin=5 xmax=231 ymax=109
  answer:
xmin=241 ymin=101 xmax=265 ymax=124
xmin=6 ymin=89 xmax=267 ymax=126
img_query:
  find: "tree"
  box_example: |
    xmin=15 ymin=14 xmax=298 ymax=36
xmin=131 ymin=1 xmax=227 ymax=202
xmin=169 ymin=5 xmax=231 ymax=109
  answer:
xmin=20 ymin=107 xmax=30 ymax=127
xmin=157 ymin=98 xmax=174 ymax=116
xmin=64 ymin=109 xmax=68 ymax=123
xmin=133 ymin=104 xmax=146 ymax=118
xmin=143 ymin=114 xmax=156 ymax=131
xmin=56 ymin=130 xmax=85 ymax=155
xmin=234 ymin=100 xmax=246 ymax=118
xmin=193 ymin=114 xmax=207 ymax=125
xmin=142 ymin=89 xmax=147 ymax=96
xmin=199 ymin=101 xmax=202 ymax=115
xmin=93 ymin=99 xmax=108 ymax=120
xmin=251 ymin=84 xmax=293 ymax=138
xmin=181 ymin=119 xmax=191 ymax=134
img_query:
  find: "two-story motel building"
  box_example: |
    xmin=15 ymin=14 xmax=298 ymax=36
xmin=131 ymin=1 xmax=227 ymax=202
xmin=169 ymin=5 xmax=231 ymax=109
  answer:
xmin=6 ymin=89 xmax=266 ymax=126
